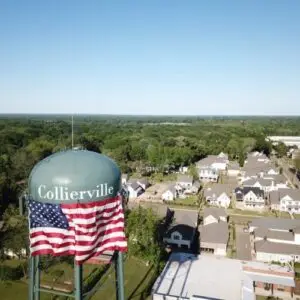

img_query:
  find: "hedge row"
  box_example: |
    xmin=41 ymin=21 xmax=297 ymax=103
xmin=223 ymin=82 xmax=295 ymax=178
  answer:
xmin=0 ymin=264 xmax=23 ymax=281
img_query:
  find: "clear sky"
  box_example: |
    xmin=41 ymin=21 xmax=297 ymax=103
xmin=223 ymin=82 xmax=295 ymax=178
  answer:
xmin=1 ymin=0 xmax=300 ymax=115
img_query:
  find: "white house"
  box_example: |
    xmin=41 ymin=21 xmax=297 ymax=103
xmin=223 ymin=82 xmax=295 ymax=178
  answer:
xmin=127 ymin=182 xmax=144 ymax=199
xmin=179 ymin=166 xmax=188 ymax=174
xmin=243 ymin=187 xmax=265 ymax=209
xmin=162 ymin=185 xmax=177 ymax=201
xmin=176 ymin=175 xmax=193 ymax=189
xmin=203 ymin=184 xmax=234 ymax=209
xmin=121 ymin=173 xmax=129 ymax=185
xmin=199 ymin=167 xmax=219 ymax=183
xmin=227 ymin=161 xmax=240 ymax=177
xmin=200 ymin=207 xmax=228 ymax=256
xmin=249 ymin=218 xmax=300 ymax=263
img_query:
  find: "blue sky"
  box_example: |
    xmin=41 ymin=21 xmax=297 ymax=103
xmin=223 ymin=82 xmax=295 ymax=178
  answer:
xmin=1 ymin=0 xmax=300 ymax=115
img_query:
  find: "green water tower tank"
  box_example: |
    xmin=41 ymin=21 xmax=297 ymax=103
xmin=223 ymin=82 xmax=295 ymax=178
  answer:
xmin=28 ymin=150 xmax=121 ymax=204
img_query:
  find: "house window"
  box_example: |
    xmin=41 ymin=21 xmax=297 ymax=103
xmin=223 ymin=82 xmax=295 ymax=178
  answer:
xmin=173 ymin=234 xmax=181 ymax=240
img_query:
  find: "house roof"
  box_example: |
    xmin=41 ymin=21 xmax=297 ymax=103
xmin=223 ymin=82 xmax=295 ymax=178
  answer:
xmin=152 ymin=253 xmax=247 ymax=300
xmin=130 ymin=181 xmax=140 ymax=190
xmin=228 ymin=161 xmax=240 ymax=170
xmin=164 ymin=209 xmax=198 ymax=240
xmin=279 ymin=188 xmax=300 ymax=200
xmin=203 ymin=207 xmax=227 ymax=220
xmin=171 ymin=209 xmax=198 ymax=227
xmin=199 ymin=222 xmax=229 ymax=244
xmin=137 ymin=178 xmax=150 ymax=186
xmin=255 ymin=240 xmax=300 ymax=256
xmin=250 ymin=217 xmax=300 ymax=231
xmin=243 ymin=178 xmax=274 ymax=187
xmin=177 ymin=174 xmax=193 ymax=184
xmin=254 ymin=227 xmax=294 ymax=241
xmin=165 ymin=184 xmax=176 ymax=195
xmin=269 ymin=190 xmax=280 ymax=205
xmin=204 ymin=184 xmax=235 ymax=198
xmin=243 ymin=186 xmax=264 ymax=198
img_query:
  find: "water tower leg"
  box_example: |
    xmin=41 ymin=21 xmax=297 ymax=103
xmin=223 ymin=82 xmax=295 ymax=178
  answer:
xmin=74 ymin=261 xmax=83 ymax=300
xmin=28 ymin=256 xmax=35 ymax=300
xmin=34 ymin=255 xmax=40 ymax=300
xmin=116 ymin=252 xmax=125 ymax=300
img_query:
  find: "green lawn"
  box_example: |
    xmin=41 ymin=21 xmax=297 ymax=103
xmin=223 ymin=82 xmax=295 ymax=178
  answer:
xmin=0 ymin=257 xmax=155 ymax=300
xmin=91 ymin=257 xmax=155 ymax=300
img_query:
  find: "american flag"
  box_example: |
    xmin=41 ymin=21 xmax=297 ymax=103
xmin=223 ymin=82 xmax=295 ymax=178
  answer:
xmin=28 ymin=196 xmax=127 ymax=264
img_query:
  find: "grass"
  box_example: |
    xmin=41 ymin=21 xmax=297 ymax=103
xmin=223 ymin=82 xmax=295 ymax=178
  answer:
xmin=0 ymin=257 xmax=154 ymax=300
xmin=174 ymin=195 xmax=199 ymax=206
xmin=91 ymin=257 xmax=155 ymax=300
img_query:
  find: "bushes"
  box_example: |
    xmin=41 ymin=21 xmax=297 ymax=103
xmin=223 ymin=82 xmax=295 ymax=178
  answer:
xmin=0 ymin=264 xmax=23 ymax=281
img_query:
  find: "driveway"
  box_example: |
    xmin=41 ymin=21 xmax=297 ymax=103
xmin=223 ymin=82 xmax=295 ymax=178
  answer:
xmin=235 ymin=225 xmax=252 ymax=261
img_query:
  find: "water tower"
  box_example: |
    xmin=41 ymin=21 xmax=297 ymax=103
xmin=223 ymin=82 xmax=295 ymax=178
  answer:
xmin=26 ymin=149 xmax=127 ymax=300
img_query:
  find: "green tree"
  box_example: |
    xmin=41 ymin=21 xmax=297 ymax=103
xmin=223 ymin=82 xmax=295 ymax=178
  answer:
xmin=126 ymin=207 xmax=163 ymax=265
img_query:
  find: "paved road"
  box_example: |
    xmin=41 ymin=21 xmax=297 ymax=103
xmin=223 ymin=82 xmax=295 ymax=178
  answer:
xmin=235 ymin=225 xmax=252 ymax=261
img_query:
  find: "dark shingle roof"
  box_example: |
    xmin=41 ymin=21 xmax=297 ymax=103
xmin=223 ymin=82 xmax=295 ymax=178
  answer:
xmin=243 ymin=187 xmax=264 ymax=198
xmin=254 ymin=227 xmax=294 ymax=241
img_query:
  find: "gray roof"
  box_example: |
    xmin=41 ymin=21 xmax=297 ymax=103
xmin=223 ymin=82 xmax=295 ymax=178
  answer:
xmin=250 ymin=217 xmax=300 ymax=231
xmin=172 ymin=209 xmax=198 ymax=227
xmin=204 ymin=183 xmax=235 ymax=198
xmin=203 ymin=207 xmax=227 ymax=220
xmin=177 ymin=174 xmax=193 ymax=184
xmin=165 ymin=184 xmax=176 ymax=194
xmin=254 ymin=227 xmax=294 ymax=241
xmin=152 ymin=253 xmax=246 ymax=300
xmin=130 ymin=181 xmax=140 ymax=190
xmin=228 ymin=161 xmax=240 ymax=170
xmin=255 ymin=240 xmax=300 ymax=256
xmin=199 ymin=222 xmax=229 ymax=244
xmin=279 ymin=188 xmax=300 ymax=200
xmin=243 ymin=178 xmax=274 ymax=187
xmin=269 ymin=190 xmax=280 ymax=205
xmin=137 ymin=178 xmax=150 ymax=186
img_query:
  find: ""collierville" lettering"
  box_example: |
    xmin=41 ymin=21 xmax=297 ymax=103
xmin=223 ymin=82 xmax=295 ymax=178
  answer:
xmin=38 ymin=183 xmax=114 ymax=201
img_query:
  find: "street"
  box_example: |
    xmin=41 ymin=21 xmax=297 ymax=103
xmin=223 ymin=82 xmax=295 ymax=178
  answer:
xmin=235 ymin=225 xmax=252 ymax=261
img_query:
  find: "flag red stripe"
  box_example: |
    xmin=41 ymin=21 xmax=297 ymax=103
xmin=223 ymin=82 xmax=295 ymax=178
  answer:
xmin=29 ymin=196 xmax=127 ymax=264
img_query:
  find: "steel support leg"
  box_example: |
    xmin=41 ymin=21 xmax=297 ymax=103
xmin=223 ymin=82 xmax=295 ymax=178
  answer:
xmin=34 ymin=255 xmax=40 ymax=300
xmin=115 ymin=252 xmax=125 ymax=300
xmin=28 ymin=256 xmax=35 ymax=300
xmin=74 ymin=261 xmax=83 ymax=300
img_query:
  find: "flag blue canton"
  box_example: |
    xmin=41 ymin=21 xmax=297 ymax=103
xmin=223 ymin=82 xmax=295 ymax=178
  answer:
xmin=28 ymin=199 xmax=69 ymax=229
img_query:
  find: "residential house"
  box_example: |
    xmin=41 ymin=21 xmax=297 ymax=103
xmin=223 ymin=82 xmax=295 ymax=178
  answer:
xmin=191 ymin=180 xmax=201 ymax=194
xmin=243 ymin=178 xmax=276 ymax=194
xmin=269 ymin=188 xmax=300 ymax=214
xmin=161 ymin=185 xmax=177 ymax=201
xmin=249 ymin=218 xmax=300 ymax=263
xmin=127 ymin=181 xmax=144 ymax=199
xmin=203 ymin=184 xmax=234 ymax=208
xmin=179 ymin=165 xmax=188 ymax=174
xmin=243 ymin=187 xmax=265 ymax=209
xmin=199 ymin=207 xmax=228 ymax=256
xmin=121 ymin=173 xmax=129 ymax=185
xmin=176 ymin=175 xmax=193 ymax=190
xmin=227 ymin=161 xmax=240 ymax=177
xmin=196 ymin=152 xmax=229 ymax=171
xmin=163 ymin=209 xmax=198 ymax=250
xmin=136 ymin=178 xmax=150 ymax=190
xmin=198 ymin=166 xmax=219 ymax=183
xmin=235 ymin=187 xmax=244 ymax=201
